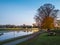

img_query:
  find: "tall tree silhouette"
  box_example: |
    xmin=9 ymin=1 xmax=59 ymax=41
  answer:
xmin=34 ymin=3 xmax=59 ymax=29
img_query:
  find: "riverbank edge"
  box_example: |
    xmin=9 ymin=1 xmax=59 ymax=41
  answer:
xmin=0 ymin=28 xmax=38 ymax=31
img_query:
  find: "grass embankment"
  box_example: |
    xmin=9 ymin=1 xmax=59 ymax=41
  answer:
xmin=0 ymin=28 xmax=23 ymax=31
xmin=0 ymin=28 xmax=38 ymax=31
xmin=17 ymin=30 xmax=60 ymax=45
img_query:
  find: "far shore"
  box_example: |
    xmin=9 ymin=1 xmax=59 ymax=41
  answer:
xmin=0 ymin=28 xmax=39 ymax=31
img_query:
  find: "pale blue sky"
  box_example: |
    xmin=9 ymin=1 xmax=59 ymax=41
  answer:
xmin=0 ymin=0 xmax=60 ymax=25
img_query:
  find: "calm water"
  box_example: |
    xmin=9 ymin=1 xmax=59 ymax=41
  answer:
xmin=0 ymin=30 xmax=33 ymax=41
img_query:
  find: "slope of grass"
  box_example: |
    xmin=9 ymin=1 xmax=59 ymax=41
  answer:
xmin=17 ymin=33 xmax=60 ymax=45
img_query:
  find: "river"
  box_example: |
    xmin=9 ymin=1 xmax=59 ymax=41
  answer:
xmin=0 ymin=30 xmax=33 ymax=41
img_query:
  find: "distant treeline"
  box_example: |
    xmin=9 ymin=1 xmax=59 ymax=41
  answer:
xmin=0 ymin=24 xmax=38 ymax=28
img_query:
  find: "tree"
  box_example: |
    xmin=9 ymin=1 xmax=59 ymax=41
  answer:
xmin=34 ymin=3 xmax=59 ymax=29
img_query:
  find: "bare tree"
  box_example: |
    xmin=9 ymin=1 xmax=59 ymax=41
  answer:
xmin=34 ymin=3 xmax=59 ymax=29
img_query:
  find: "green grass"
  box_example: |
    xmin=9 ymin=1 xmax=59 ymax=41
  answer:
xmin=0 ymin=28 xmax=38 ymax=31
xmin=0 ymin=28 xmax=23 ymax=30
xmin=17 ymin=33 xmax=60 ymax=45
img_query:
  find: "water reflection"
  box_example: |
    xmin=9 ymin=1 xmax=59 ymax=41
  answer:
xmin=0 ymin=30 xmax=33 ymax=41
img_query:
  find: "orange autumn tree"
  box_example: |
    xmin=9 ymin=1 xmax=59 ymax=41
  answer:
xmin=41 ymin=16 xmax=54 ymax=29
xmin=34 ymin=3 xmax=59 ymax=29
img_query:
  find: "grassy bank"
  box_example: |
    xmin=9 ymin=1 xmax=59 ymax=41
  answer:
xmin=17 ymin=32 xmax=60 ymax=45
xmin=0 ymin=28 xmax=23 ymax=31
xmin=0 ymin=28 xmax=38 ymax=31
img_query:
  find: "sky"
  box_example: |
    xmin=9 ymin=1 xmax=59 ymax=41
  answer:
xmin=0 ymin=0 xmax=60 ymax=25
